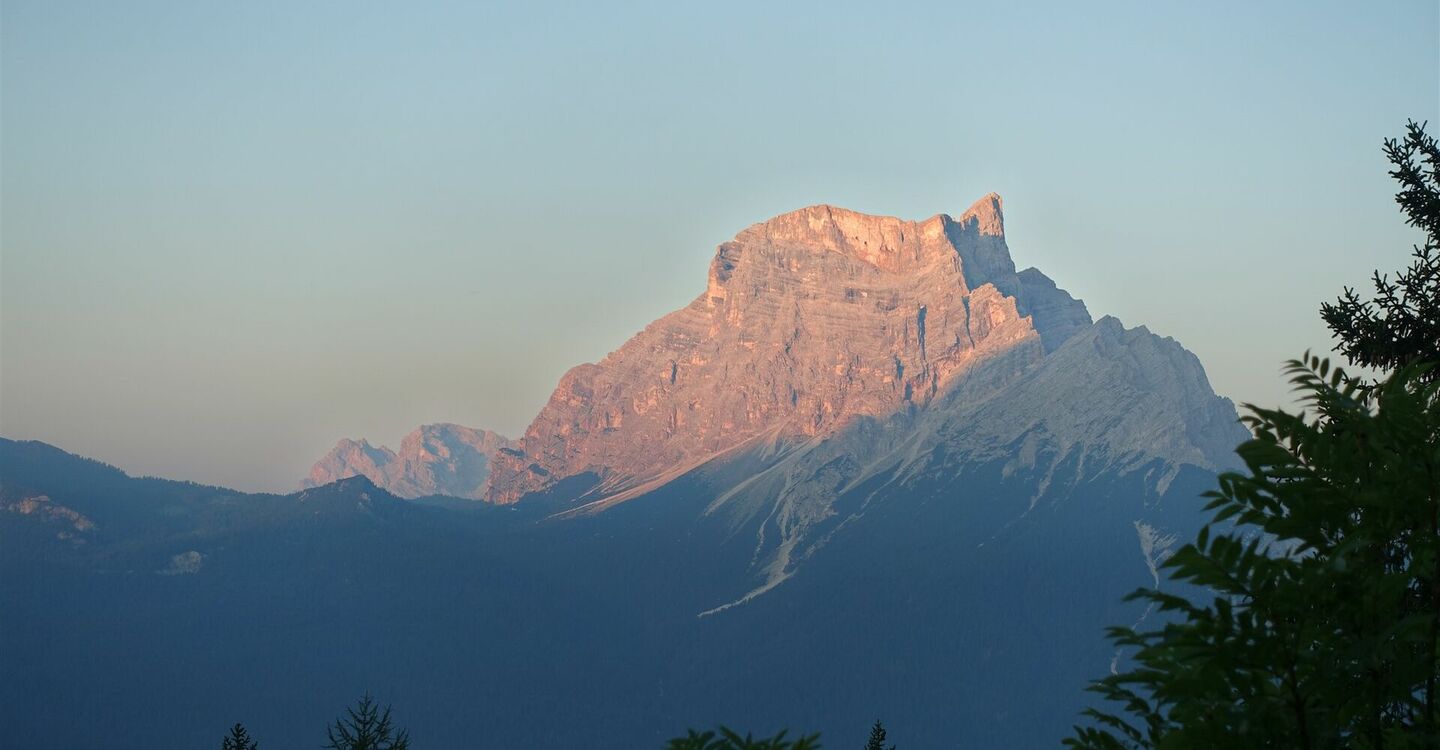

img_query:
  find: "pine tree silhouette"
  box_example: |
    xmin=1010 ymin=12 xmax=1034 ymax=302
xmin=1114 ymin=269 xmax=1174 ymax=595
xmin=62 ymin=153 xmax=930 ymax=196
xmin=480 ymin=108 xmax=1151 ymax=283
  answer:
xmin=324 ymin=693 xmax=410 ymax=750
xmin=220 ymin=722 xmax=258 ymax=750
xmin=1322 ymin=120 xmax=1440 ymax=376
xmin=863 ymin=720 xmax=894 ymax=750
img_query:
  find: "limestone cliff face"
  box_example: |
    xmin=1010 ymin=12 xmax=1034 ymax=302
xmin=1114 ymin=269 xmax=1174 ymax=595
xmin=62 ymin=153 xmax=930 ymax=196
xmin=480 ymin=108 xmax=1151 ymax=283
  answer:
xmin=485 ymin=194 xmax=1092 ymax=504
xmin=304 ymin=424 xmax=513 ymax=499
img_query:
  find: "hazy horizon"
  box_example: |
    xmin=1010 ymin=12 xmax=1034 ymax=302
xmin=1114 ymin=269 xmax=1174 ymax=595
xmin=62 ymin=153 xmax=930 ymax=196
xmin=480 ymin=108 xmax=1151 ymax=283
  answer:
xmin=3 ymin=0 xmax=1438 ymax=492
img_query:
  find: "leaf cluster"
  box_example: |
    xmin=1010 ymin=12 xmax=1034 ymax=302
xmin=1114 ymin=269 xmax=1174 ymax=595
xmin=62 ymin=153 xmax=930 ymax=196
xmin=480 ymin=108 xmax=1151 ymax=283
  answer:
xmin=1068 ymin=356 xmax=1440 ymax=749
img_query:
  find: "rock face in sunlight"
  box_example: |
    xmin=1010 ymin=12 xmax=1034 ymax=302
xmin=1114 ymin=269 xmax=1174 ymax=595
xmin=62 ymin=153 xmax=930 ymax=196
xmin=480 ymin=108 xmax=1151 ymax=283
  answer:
xmin=3 ymin=493 xmax=95 ymax=544
xmin=490 ymin=196 xmax=1037 ymax=503
xmin=484 ymin=194 xmax=1239 ymax=508
xmin=303 ymin=423 xmax=514 ymax=499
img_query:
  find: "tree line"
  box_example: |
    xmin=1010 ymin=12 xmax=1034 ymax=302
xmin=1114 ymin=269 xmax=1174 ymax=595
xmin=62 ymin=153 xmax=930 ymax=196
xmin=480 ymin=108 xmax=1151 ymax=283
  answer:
xmin=222 ymin=694 xmax=410 ymax=750
xmin=219 ymin=698 xmax=885 ymax=749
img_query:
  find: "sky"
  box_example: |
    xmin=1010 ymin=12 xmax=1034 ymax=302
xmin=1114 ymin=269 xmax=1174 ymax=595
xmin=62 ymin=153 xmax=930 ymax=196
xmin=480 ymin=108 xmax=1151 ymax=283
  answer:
xmin=2 ymin=1 xmax=1438 ymax=492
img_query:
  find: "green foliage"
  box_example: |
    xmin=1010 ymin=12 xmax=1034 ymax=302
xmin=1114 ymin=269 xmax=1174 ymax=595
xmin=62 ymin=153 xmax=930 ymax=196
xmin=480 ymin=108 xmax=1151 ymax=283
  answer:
xmin=1067 ymin=355 xmax=1440 ymax=749
xmin=221 ymin=722 xmax=258 ymax=750
xmin=1322 ymin=120 xmax=1440 ymax=376
xmin=864 ymin=720 xmax=895 ymax=750
xmin=324 ymin=694 xmax=410 ymax=750
xmin=665 ymin=726 xmax=822 ymax=749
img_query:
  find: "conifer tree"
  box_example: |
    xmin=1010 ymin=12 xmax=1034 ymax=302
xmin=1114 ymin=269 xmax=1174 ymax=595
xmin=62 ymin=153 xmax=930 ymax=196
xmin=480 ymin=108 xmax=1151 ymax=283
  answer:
xmin=324 ymin=694 xmax=410 ymax=750
xmin=1322 ymin=120 xmax=1440 ymax=376
xmin=863 ymin=720 xmax=894 ymax=750
xmin=220 ymin=722 xmax=258 ymax=750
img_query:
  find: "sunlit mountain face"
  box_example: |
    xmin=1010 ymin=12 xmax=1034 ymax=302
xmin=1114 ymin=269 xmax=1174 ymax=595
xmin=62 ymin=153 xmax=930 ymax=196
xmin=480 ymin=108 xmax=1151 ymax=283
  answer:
xmin=2 ymin=198 xmax=1246 ymax=749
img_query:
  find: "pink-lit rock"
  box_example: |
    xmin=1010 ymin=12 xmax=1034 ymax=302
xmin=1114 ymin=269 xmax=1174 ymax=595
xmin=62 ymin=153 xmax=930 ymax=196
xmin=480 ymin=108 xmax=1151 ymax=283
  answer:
xmin=485 ymin=195 xmax=1087 ymax=504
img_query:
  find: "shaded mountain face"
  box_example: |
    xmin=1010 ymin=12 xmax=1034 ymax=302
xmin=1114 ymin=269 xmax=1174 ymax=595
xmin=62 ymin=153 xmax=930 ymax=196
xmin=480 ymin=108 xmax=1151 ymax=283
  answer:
xmin=1 ymin=435 xmax=1228 ymax=749
xmin=686 ymin=314 xmax=1247 ymax=612
xmin=304 ymin=423 xmax=514 ymax=499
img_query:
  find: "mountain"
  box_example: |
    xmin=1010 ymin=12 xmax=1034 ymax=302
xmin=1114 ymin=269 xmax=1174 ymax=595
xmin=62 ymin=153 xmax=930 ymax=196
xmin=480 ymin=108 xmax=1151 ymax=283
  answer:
xmin=476 ymin=196 xmax=1242 ymax=606
xmin=310 ymin=195 xmax=1235 ymax=518
xmin=488 ymin=195 xmax=1084 ymax=504
xmin=7 ymin=196 xmax=1249 ymax=749
xmin=303 ymin=423 xmax=514 ymax=499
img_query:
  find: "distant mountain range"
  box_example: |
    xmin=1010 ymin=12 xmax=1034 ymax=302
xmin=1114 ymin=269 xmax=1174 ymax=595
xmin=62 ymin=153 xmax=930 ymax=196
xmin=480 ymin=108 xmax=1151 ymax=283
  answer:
xmin=305 ymin=423 xmax=515 ymax=499
xmin=3 ymin=196 xmax=1247 ymax=749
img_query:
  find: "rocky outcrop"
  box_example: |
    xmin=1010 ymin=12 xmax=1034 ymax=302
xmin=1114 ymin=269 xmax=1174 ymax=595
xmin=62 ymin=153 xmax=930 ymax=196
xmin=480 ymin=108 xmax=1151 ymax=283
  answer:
xmin=304 ymin=424 xmax=513 ymax=499
xmin=485 ymin=194 xmax=1096 ymax=504
xmin=3 ymin=494 xmax=96 ymax=542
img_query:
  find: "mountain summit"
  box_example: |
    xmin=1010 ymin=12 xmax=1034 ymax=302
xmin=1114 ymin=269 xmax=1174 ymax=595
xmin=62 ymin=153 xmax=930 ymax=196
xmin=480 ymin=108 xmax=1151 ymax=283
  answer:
xmin=482 ymin=195 xmax=1221 ymax=506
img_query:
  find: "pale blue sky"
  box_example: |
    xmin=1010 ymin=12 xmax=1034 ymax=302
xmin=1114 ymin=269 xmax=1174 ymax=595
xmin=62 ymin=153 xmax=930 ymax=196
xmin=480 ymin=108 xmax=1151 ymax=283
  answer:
xmin=3 ymin=1 xmax=1437 ymax=491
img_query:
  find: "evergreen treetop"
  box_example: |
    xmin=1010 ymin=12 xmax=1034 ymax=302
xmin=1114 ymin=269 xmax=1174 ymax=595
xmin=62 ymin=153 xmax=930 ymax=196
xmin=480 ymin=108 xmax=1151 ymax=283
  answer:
xmin=1322 ymin=120 xmax=1440 ymax=376
xmin=864 ymin=720 xmax=895 ymax=750
xmin=221 ymin=722 xmax=257 ymax=750
xmin=324 ymin=693 xmax=410 ymax=750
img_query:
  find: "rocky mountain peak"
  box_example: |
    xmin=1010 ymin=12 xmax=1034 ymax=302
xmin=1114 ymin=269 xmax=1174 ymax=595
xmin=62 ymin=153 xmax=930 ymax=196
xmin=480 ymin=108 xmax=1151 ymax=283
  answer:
xmin=484 ymin=196 xmax=1092 ymax=505
xmin=959 ymin=191 xmax=1005 ymax=236
xmin=732 ymin=204 xmax=953 ymax=273
xmin=726 ymin=194 xmax=1003 ymax=275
